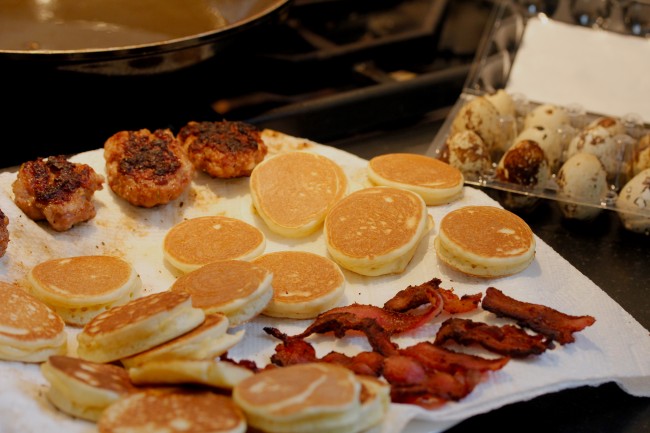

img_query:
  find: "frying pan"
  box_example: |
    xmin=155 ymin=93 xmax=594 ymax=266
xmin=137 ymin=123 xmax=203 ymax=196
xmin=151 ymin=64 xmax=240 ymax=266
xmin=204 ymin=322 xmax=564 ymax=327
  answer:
xmin=0 ymin=0 xmax=292 ymax=75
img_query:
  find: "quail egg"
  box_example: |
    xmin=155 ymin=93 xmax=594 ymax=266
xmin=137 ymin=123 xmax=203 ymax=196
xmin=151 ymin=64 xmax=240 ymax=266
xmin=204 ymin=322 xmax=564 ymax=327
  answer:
xmin=442 ymin=130 xmax=492 ymax=179
xmin=495 ymin=138 xmax=552 ymax=209
xmin=523 ymin=103 xmax=571 ymax=133
xmin=566 ymin=116 xmax=629 ymax=181
xmin=513 ymin=126 xmax=563 ymax=171
xmin=633 ymin=133 xmax=650 ymax=176
xmin=556 ymin=153 xmax=609 ymax=220
xmin=616 ymin=168 xmax=650 ymax=234
xmin=450 ymin=96 xmax=505 ymax=154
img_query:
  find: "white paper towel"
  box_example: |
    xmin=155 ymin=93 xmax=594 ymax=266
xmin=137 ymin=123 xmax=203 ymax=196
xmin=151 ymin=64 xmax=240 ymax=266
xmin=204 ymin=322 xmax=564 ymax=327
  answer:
xmin=506 ymin=17 xmax=650 ymax=122
xmin=0 ymin=135 xmax=648 ymax=433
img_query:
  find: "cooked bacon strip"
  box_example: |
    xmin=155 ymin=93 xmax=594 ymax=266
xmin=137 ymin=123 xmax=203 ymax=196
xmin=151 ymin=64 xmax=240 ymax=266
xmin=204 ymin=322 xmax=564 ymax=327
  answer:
xmin=482 ymin=287 xmax=596 ymax=344
xmin=292 ymin=313 xmax=399 ymax=356
xmin=389 ymin=368 xmax=483 ymax=407
xmin=385 ymin=343 xmax=506 ymax=407
xmin=218 ymin=353 xmax=261 ymax=373
xmin=321 ymin=351 xmax=384 ymax=377
xmin=435 ymin=318 xmax=551 ymax=357
xmin=439 ymin=288 xmax=483 ymax=314
xmin=382 ymin=355 xmax=426 ymax=385
xmin=401 ymin=341 xmax=509 ymax=373
xmin=264 ymin=327 xmax=317 ymax=366
xmin=383 ymin=278 xmax=482 ymax=314
xmin=265 ymin=325 xmax=386 ymax=375
xmin=298 ymin=286 xmax=443 ymax=338
xmin=383 ymin=278 xmax=443 ymax=312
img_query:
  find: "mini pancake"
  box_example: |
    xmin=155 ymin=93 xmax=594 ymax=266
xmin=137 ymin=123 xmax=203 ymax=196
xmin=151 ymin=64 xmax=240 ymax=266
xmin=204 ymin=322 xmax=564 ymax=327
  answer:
xmin=324 ymin=186 xmax=433 ymax=276
xmin=170 ymin=260 xmax=272 ymax=326
xmin=252 ymin=251 xmax=345 ymax=319
xmin=41 ymin=355 xmax=137 ymax=421
xmin=98 ymin=389 xmax=246 ymax=433
xmin=77 ymin=290 xmax=205 ymax=363
xmin=368 ymin=153 xmax=464 ymax=205
xmin=250 ymin=151 xmax=348 ymax=238
xmin=127 ymin=359 xmax=253 ymax=389
xmin=232 ymin=362 xmax=363 ymax=433
xmin=0 ymin=282 xmax=67 ymax=363
xmin=121 ymin=312 xmax=244 ymax=368
xmin=28 ymin=255 xmax=142 ymax=326
xmin=356 ymin=376 xmax=391 ymax=432
xmin=435 ymin=205 xmax=536 ymax=278
xmin=163 ymin=215 xmax=266 ymax=274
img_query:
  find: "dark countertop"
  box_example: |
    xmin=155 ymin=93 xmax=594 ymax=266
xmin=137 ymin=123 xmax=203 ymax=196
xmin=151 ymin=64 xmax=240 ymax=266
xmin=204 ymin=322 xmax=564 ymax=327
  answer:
xmin=331 ymin=113 xmax=650 ymax=433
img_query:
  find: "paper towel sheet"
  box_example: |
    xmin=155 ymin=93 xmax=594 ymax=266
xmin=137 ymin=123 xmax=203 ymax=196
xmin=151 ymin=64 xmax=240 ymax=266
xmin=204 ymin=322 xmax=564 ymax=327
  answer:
xmin=0 ymin=135 xmax=648 ymax=433
xmin=506 ymin=17 xmax=650 ymax=122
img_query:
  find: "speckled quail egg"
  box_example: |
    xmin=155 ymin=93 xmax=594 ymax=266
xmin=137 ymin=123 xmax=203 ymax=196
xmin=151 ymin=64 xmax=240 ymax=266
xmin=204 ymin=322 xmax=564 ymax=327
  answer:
xmin=513 ymin=125 xmax=563 ymax=171
xmin=485 ymin=89 xmax=516 ymax=118
xmin=523 ymin=103 xmax=571 ymax=133
xmin=616 ymin=168 xmax=650 ymax=234
xmin=495 ymin=138 xmax=552 ymax=209
xmin=556 ymin=153 xmax=609 ymax=220
xmin=566 ymin=116 xmax=629 ymax=181
xmin=442 ymin=130 xmax=492 ymax=179
xmin=633 ymin=133 xmax=650 ymax=176
xmin=484 ymin=90 xmax=518 ymax=153
xmin=450 ymin=96 xmax=505 ymax=154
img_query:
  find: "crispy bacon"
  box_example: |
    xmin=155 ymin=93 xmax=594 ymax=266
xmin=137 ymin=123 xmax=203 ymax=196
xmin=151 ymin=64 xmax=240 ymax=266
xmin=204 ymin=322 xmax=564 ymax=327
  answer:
xmin=271 ymin=313 xmax=399 ymax=356
xmin=385 ymin=343 xmax=508 ymax=407
xmin=265 ymin=325 xmax=386 ymax=376
xmin=263 ymin=327 xmax=317 ymax=366
xmin=389 ymin=368 xmax=483 ymax=407
xmin=257 ymin=279 xmax=596 ymax=411
xmin=400 ymin=341 xmax=510 ymax=373
xmin=482 ymin=287 xmax=596 ymax=344
xmin=435 ymin=318 xmax=551 ymax=357
xmin=439 ymin=289 xmax=483 ymax=314
xmin=218 ymin=353 xmax=261 ymax=373
xmin=383 ymin=278 xmax=482 ymax=314
xmin=299 ymin=285 xmax=443 ymax=338
xmin=382 ymin=355 xmax=427 ymax=385
xmin=321 ymin=351 xmax=384 ymax=377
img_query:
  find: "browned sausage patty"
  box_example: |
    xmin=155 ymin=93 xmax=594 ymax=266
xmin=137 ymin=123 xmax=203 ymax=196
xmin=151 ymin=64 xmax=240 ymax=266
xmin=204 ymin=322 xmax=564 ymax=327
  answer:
xmin=12 ymin=155 xmax=105 ymax=231
xmin=104 ymin=129 xmax=194 ymax=208
xmin=0 ymin=209 xmax=8 ymax=257
xmin=178 ymin=120 xmax=267 ymax=178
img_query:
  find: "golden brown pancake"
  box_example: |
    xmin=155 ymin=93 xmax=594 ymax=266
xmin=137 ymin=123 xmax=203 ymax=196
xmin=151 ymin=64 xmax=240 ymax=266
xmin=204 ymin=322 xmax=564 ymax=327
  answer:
xmin=163 ymin=215 xmax=266 ymax=274
xmin=324 ymin=186 xmax=433 ymax=276
xmin=252 ymin=250 xmax=345 ymax=319
xmin=170 ymin=260 xmax=272 ymax=326
xmin=368 ymin=153 xmax=464 ymax=205
xmin=0 ymin=281 xmax=67 ymax=362
xmin=41 ymin=355 xmax=137 ymax=421
xmin=232 ymin=362 xmax=362 ymax=433
xmin=77 ymin=290 xmax=205 ymax=363
xmin=127 ymin=358 xmax=253 ymax=389
xmin=356 ymin=376 xmax=391 ymax=432
xmin=120 ymin=312 xmax=243 ymax=368
xmin=28 ymin=255 xmax=142 ymax=326
xmin=98 ymin=389 xmax=246 ymax=433
xmin=250 ymin=151 xmax=348 ymax=237
xmin=435 ymin=205 xmax=536 ymax=278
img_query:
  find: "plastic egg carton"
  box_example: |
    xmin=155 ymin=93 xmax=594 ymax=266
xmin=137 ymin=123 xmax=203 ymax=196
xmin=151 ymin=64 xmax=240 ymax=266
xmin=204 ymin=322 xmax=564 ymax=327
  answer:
xmin=430 ymin=0 xmax=650 ymax=232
